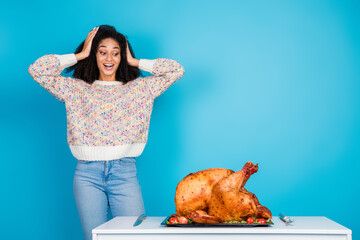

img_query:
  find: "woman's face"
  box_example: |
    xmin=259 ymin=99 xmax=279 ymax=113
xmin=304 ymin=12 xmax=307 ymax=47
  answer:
xmin=96 ymin=38 xmax=121 ymax=80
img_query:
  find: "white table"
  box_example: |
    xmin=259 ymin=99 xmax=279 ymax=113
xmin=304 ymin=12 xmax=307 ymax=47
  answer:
xmin=92 ymin=216 xmax=352 ymax=240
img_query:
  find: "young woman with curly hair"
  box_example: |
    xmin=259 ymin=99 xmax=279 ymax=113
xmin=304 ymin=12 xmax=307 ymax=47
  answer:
xmin=28 ymin=25 xmax=184 ymax=240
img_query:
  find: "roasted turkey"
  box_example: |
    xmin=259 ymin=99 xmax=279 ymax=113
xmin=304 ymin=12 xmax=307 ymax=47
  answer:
xmin=175 ymin=161 xmax=271 ymax=223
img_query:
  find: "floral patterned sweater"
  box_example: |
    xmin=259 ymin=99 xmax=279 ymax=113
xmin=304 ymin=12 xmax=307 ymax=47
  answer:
xmin=28 ymin=54 xmax=184 ymax=160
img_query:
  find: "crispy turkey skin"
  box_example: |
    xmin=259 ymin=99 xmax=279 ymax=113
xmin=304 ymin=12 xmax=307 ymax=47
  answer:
xmin=175 ymin=161 xmax=272 ymax=223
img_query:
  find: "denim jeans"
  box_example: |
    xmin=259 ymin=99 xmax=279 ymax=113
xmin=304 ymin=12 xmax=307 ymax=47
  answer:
xmin=73 ymin=157 xmax=145 ymax=240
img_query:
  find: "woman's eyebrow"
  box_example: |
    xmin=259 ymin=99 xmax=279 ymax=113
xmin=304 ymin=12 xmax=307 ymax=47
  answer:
xmin=99 ymin=45 xmax=120 ymax=49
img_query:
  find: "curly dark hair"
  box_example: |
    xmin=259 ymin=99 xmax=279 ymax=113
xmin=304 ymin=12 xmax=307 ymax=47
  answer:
xmin=67 ymin=25 xmax=141 ymax=84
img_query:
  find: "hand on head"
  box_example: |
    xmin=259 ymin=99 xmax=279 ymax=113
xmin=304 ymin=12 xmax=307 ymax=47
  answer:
xmin=75 ymin=27 xmax=99 ymax=61
xmin=126 ymin=39 xmax=139 ymax=67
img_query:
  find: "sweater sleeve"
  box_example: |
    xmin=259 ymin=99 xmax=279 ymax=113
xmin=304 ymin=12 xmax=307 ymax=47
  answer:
xmin=28 ymin=54 xmax=84 ymax=103
xmin=138 ymin=58 xmax=185 ymax=99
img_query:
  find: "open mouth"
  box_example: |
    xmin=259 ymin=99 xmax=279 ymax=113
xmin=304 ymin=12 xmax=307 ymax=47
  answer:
xmin=103 ymin=63 xmax=115 ymax=70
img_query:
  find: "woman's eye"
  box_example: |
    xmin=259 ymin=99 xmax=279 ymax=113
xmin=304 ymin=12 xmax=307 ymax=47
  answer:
xmin=100 ymin=51 xmax=105 ymax=55
xmin=113 ymin=53 xmax=119 ymax=56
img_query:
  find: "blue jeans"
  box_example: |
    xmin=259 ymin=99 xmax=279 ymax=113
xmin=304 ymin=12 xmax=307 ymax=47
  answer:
xmin=73 ymin=158 xmax=145 ymax=240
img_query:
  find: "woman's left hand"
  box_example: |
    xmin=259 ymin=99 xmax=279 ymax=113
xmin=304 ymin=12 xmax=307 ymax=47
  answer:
xmin=126 ymin=40 xmax=139 ymax=67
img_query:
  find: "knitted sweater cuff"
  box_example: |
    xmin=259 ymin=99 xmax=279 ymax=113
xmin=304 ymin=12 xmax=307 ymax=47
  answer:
xmin=58 ymin=54 xmax=78 ymax=68
xmin=139 ymin=59 xmax=156 ymax=72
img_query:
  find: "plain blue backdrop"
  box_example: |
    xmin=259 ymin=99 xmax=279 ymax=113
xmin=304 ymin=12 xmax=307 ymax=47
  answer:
xmin=1 ymin=0 xmax=359 ymax=239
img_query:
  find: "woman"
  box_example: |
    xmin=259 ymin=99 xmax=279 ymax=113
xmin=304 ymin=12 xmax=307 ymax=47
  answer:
xmin=28 ymin=25 xmax=184 ymax=240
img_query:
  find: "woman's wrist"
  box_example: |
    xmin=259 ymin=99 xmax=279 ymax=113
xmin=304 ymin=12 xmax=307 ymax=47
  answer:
xmin=75 ymin=52 xmax=87 ymax=61
xmin=129 ymin=58 xmax=139 ymax=67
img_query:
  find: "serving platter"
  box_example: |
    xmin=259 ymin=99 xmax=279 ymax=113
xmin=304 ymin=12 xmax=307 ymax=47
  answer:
xmin=161 ymin=216 xmax=273 ymax=227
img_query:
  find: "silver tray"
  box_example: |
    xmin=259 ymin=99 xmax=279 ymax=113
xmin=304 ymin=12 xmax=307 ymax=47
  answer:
xmin=161 ymin=216 xmax=273 ymax=227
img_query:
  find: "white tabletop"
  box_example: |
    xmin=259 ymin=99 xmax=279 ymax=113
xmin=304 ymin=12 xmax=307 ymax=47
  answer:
xmin=93 ymin=216 xmax=351 ymax=235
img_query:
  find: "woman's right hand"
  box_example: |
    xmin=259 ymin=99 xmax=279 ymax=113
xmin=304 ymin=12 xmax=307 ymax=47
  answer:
xmin=75 ymin=26 xmax=99 ymax=61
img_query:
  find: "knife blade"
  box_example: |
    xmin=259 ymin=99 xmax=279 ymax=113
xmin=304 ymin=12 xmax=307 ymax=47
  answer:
xmin=133 ymin=213 xmax=147 ymax=227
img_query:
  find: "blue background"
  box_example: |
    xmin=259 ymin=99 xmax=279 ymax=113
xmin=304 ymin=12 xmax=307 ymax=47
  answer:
xmin=1 ymin=0 xmax=359 ymax=239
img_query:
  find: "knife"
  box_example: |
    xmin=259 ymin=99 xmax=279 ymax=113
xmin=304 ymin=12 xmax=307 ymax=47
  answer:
xmin=133 ymin=213 xmax=147 ymax=227
xmin=279 ymin=213 xmax=293 ymax=224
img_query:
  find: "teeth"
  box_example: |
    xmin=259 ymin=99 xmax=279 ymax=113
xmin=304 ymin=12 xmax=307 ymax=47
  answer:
xmin=104 ymin=64 xmax=114 ymax=67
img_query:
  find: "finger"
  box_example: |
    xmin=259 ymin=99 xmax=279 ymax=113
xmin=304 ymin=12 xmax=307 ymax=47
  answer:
xmin=87 ymin=28 xmax=95 ymax=36
xmin=88 ymin=29 xmax=97 ymax=36
xmin=85 ymin=31 xmax=97 ymax=47
xmin=87 ymin=27 xmax=98 ymax=36
xmin=91 ymin=26 xmax=99 ymax=33
xmin=126 ymin=41 xmax=131 ymax=53
xmin=86 ymin=31 xmax=97 ymax=41
xmin=89 ymin=27 xmax=99 ymax=37
xmin=88 ymin=32 xmax=97 ymax=41
xmin=88 ymin=31 xmax=96 ymax=38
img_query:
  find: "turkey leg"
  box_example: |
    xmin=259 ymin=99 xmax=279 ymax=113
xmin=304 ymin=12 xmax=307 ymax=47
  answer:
xmin=208 ymin=161 xmax=272 ymax=221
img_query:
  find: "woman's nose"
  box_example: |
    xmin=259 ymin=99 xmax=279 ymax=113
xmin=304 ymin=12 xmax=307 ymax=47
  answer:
xmin=106 ymin=54 xmax=112 ymax=61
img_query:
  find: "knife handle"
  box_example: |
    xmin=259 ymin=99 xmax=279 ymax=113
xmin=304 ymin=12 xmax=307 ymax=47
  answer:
xmin=279 ymin=213 xmax=292 ymax=223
